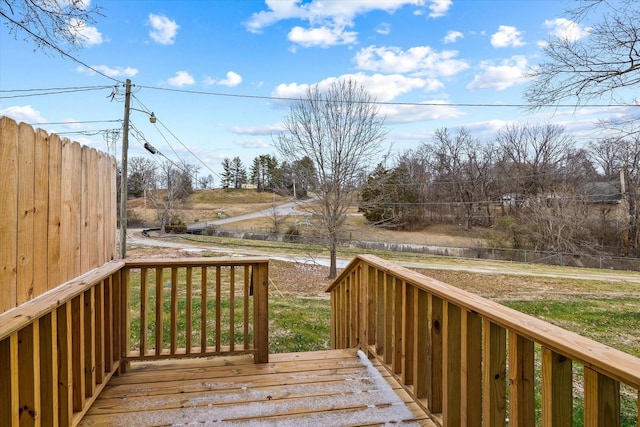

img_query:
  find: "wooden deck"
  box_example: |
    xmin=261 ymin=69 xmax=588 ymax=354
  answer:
xmin=79 ymin=349 xmax=436 ymax=426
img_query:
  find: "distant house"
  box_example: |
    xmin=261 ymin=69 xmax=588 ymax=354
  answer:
xmin=582 ymin=181 xmax=623 ymax=204
xmin=580 ymin=179 xmax=629 ymax=227
xmin=500 ymin=193 xmax=528 ymax=207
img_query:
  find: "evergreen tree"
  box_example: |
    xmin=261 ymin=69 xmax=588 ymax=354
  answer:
xmin=231 ymin=157 xmax=247 ymax=189
xmin=220 ymin=158 xmax=233 ymax=189
xmin=250 ymin=154 xmax=279 ymax=191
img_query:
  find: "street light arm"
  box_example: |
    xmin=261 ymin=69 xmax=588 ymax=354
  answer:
xmin=129 ymin=108 xmax=157 ymax=123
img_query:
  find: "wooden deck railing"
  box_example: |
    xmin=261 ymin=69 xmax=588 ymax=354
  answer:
xmin=120 ymin=258 xmax=269 ymax=370
xmin=0 ymin=260 xmax=124 ymax=426
xmin=327 ymin=254 xmax=640 ymax=427
xmin=0 ymin=257 xmax=269 ymax=426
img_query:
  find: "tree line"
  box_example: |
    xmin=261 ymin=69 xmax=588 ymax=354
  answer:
xmin=219 ymin=154 xmax=317 ymax=198
xmin=360 ymin=123 xmax=640 ymax=257
xmin=124 ymin=120 xmax=640 ymax=258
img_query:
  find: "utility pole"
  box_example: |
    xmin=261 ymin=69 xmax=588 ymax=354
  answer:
xmin=119 ymin=79 xmax=132 ymax=259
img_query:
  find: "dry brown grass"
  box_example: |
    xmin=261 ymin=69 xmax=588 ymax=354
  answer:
xmin=129 ymin=189 xmax=487 ymax=248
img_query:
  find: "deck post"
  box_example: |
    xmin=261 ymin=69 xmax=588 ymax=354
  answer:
xmin=253 ymin=262 xmax=269 ymax=363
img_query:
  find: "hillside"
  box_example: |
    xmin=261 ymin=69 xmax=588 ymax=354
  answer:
xmin=128 ymin=188 xmax=489 ymax=248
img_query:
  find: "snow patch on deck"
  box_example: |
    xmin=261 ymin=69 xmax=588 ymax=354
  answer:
xmin=98 ymin=351 xmax=420 ymax=426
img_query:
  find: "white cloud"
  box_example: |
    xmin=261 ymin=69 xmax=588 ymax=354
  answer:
xmin=467 ymin=55 xmax=529 ymax=91
xmin=244 ymin=0 xmax=302 ymax=34
xmin=428 ymin=0 xmax=452 ymax=18
xmin=443 ymin=30 xmax=463 ymax=44
xmin=76 ymin=65 xmax=138 ymax=77
xmin=167 ymin=71 xmax=195 ymax=87
xmin=235 ymin=138 xmax=271 ymax=149
xmin=288 ymin=25 xmax=357 ymax=48
xmin=491 ymin=25 xmax=525 ymax=48
xmin=273 ymin=72 xmax=429 ymax=103
xmin=205 ymin=71 xmax=243 ymax=87
xmin=220 ymin=71 xmax=243 ymax=87
xmin=245 ymin=0 xmax=427 ymax=47
xmin=354 ymin=45 xmax=468 ymax=77
xmin=544 ymin=18 xmax=591 ymax=42
xmin=230 ymin=124 xmax=284 ymax=136
xmin=68 ymin=18 xmax=103 ymax=46
xmin=0 ymin=105 xmax=45 ymax=124
xmin=148 ymin=14 xmax=179 ymax=45
xmin=376 ymin=22 xmax=391 ymax=35
xmin=381 ymin=101 xmax=465 ymax=124
xmin=246 ymin=0 xmax=425 ymax=32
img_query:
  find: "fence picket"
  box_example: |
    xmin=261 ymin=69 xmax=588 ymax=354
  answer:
xmin=17 ymin=122 xmax=35 ymax=306
xmin=0 ymin=117 xmax=18 ymax=312
xmin=34 ymin=129 xmax=49 ymax=297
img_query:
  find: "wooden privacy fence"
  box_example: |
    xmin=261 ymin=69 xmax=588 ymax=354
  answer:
xmin=0 ymin=116 xmax=117 ymax=314
xmin=328 ymin=254 xmax=640 ymax=427
xmin=0 ymin=257 xmax=269 ymax=426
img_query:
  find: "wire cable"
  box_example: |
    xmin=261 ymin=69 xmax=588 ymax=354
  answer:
xmin=131 ymin=94 xmax=221 ymax=179
xmin=136 ymin=84 xmax=640 ymax=109
xmin=26 ymin=119 xmax=121 ymax=126
xmin=0 ymin=85 xmax=114 ymax=99
xmin=0 ymin=10 xmax=121 ymax=84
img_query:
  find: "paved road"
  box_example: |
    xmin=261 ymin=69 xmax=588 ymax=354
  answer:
xmin=126 ymin=228 xmax=640 ymax=285
xmin=187 ymin=199 xmax=314 ymax=232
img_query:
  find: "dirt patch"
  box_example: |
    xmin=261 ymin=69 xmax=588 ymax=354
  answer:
xmin=127 ymin=247 xmax=211 ymax=259
xmin=418 ymin=269 xmax=640 ymax=301
xmin=268 ymin=260 xmax=332 ymax=297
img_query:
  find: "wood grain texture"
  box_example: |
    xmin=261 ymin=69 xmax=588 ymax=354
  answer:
xmin=0 ymin=117 xmax=19 ymax=312
xmin=80 ymin=349 xmax=436 ymax=427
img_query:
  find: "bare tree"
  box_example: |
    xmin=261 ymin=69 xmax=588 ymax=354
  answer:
xmin=275 ymin=78 xmax=387 ymax=278
xmin=198 ymin=174 xmax=214 ymax=189
xmin=359 ymin=162 xmax=423 ymax=230
xmin=522 ymin=186 xmax=595 ymax=253
xmin=147 ymin=159 xmax=192 ymax=233
xmin=589 ymin=138 xmax=626 ymax=179
xmin=496 ymin=123 xmax=574 ymax=209
xmin=1 ymin=0 xmax=104 ymax=52
xmin=263 ymin=197 xmax=287 ymax=234
xmin=128 ymin=156 xmax=157 ymax=198
xmin=525 ymin=0 xmax=640 ymax=107
xmin=423 ymin=128 xmax=496 ymax=229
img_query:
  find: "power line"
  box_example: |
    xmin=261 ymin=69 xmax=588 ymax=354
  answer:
xmin=0 ymin=85 xmax=114 ymax=99
xmin=26 ymin=119 xmax=121 ymax=126
xmin=131 ymin=94 xmax=221 ymax=180
xmin=137 ymin=84 xmax=640 ymax=109
xmin=6 ymin=83 xmax=639 ymax=109
xmin=0 ymin=11 xmax=121 ymax=84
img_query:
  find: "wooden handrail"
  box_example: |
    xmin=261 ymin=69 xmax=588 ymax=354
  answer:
xmin=120 ymin=257 xmax=269 ymax=368
xmin=0 ymin=257 xmax=270 ymax=426
xmin=0 ymin=261 xmax=124 ymax=426
xmin=0 ymin=261 xmax=124 ymax=341
xmin=328 ymin=254 xmax=640 ymax=426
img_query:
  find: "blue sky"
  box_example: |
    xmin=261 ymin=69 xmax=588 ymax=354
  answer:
xmin=0 ymin=0 xmax=630 ymax=184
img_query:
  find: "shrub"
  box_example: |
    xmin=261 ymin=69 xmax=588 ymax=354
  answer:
xmin=165 ymin=224 xmax=187 ymax=234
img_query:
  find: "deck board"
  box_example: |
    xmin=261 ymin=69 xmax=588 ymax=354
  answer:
xmin=79 ymin=349 xmax=436 ymax=426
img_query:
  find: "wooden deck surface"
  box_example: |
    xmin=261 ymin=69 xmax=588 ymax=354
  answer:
xmin=79 ymin=349 xmax=436 ymax=426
